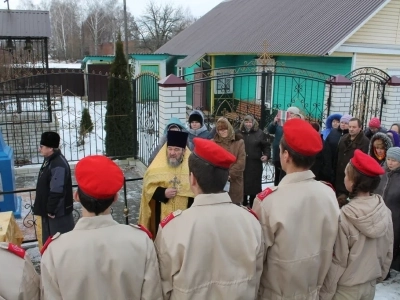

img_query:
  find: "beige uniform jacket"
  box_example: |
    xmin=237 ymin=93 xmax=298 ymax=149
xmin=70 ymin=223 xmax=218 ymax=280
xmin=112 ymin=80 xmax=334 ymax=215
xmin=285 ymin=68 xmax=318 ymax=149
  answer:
xmin=320 ymin=194 xmax=393 ymax=300
xmin=0 ymin=242 xmax=40 ymax=300
xmin=41 ymin=214 xmax=162 ymax=300
xmin=155 ymin=192 xmax=264 ymax=300
xmin=252 ymin=170 xmax=340 ymax=300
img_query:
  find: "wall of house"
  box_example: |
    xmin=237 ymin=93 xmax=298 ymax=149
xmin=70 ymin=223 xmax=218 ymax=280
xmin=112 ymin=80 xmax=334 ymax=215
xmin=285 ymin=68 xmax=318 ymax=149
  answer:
xmin=346 ymin=0 xmax=400 ymax=45
xmin=214 ymin=55 xmax=258 ymax=102
xmin=354 ymin=53 xmax=400 ymax=71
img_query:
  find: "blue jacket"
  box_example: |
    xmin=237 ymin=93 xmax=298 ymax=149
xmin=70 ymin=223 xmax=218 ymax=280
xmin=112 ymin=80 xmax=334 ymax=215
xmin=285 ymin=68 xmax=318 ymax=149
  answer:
xmin=321 ymin=114 xmax=342 ymax=140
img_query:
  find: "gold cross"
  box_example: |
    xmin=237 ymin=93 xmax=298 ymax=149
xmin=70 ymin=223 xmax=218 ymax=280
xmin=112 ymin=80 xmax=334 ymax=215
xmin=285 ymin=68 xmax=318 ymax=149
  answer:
xmin=258 ymin=41 xmax=273 ymax=67
xmin=169 ymin=176 xmax=181 ymax=189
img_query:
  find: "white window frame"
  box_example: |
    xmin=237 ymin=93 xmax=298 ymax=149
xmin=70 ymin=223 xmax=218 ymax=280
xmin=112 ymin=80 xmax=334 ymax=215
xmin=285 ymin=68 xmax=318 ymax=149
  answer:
xmin=214 ymin=69 xmax=234 ymax=94
xmin=134 ymin=60 xmax=166 ymax=78
xmin=176 ymin=59 xmax=185 ymax=77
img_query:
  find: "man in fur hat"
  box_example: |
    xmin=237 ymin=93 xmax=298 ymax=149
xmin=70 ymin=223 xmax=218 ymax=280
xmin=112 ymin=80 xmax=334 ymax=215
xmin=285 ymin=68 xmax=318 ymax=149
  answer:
xmin=139 ymin=130 xmax=194 ymax=237
xmin=33 ymin=132 xmax=74 ymax=249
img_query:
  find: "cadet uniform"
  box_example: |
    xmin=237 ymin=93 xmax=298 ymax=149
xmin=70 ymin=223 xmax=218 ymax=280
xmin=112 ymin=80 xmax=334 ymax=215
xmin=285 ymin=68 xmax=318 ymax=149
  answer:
xmin=0 ymin=242 xmax=40 ymax=300
xmin=253 ymin=119 xmax=340 ymax=300
xmin=40 ymin=155 xmax=162 ymax=300
xmin=155 ymin=138 xmax=264 ymax=300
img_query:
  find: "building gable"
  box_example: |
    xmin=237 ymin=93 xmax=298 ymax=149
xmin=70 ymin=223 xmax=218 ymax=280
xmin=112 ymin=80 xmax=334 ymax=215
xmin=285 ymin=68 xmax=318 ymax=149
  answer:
xmin=346 ymin=0 xmax=400 ymax=45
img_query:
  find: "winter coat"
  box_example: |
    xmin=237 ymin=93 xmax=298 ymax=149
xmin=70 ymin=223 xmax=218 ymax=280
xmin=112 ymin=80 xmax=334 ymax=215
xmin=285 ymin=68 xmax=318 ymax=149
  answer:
xmin=364 ymin=126 xmax=387 ymax=139
xmin=253 ymin=171 xmax=340 ymax=300
xmin=320 ymin=127 xmax=349 ymax=184
xmin=148 ymin=117 xmax=187 ymax=165
xmin=322 ymin=113 xmax=342 ymax=140
xmin=239 ymin=119 xmax=271 ymax=195
xmin=187 ymin=110 xmax=211 ymax=150
xmin=368 ymin=132 xmax=393 ymax=166
xmin=375 ymin=166 xmax=400 ymax=263
xmin=335 ymin=132 xmax=369 ymax=196
xmin=33 ymin=150 xmax=73 ymax=217
xmin=320 ymin=194 xmax=393 ymax=299
xmin=267 ymin=121 xmax=283 ymax=162
xmin=214 ymin=118 xmax=246 ymax=204
xmin=154 ymin=193 xmax=264 ymax=300
xmin=386 ymin=130 xmax=400 ymax=147
xmin=310 ymin=135 xmax=324 ymax=180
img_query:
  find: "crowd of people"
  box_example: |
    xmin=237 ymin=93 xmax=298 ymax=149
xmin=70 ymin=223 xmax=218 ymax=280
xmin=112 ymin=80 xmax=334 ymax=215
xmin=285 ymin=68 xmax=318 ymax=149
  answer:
xmin=0 ymin=108 xmax=398 ymax=300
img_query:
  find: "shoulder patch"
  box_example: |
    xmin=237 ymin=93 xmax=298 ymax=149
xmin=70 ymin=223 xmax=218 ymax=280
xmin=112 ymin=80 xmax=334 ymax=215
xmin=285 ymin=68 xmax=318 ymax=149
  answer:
xmin=0 ymin=243 xmax=26 ymax=259
xmin=320 ymin=181 xmax=335 ymax=193
xmin=130 ymin=224 xmax=153 ymax=239
xmin=160 ymin=210 xmax=182 ymax=228
xmin=40 ymin=232 xmax=61 ymax=255
xmin=240 ymin=206 xmax=259 ymax=220
xmin=257 ymin=186 xmax=277 ymax=201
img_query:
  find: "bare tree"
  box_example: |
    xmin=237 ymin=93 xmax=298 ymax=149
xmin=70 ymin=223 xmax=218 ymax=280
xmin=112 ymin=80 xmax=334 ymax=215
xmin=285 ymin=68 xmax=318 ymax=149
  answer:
xmin=137 ymin=1 xmax=195 ymax=52
xmin=83 ymin=0 xmax=117 ymax=55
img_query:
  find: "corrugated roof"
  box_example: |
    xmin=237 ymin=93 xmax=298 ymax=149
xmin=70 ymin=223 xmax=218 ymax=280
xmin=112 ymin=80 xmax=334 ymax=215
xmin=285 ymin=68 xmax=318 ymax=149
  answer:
xmin=156 ymin=0 xmax=389 ymax=66
xmin=0 ymin=9 xmax=51 ymax=38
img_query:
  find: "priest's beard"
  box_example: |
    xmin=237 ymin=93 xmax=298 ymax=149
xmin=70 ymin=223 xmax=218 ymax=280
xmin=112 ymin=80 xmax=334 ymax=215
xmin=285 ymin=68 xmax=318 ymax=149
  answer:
xmin=167 ymin=153 xmax=184 ymax=168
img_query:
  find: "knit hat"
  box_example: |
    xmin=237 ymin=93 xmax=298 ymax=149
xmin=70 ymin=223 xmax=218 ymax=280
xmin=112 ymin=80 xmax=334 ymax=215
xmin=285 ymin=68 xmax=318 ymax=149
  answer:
xmin=287 ymin=107 xmax=300 ymax=115
xmin=40 ymin=132 xmax=60 ymax=148
xmin=189 ymin=113 xmax=203 ymax=126
xmin=340 ymin=114 xmax=352 ymax=124
xmin=387 ymin=147 xmax=400 ymax=162
xmin=369 ymin=117 xmax=381 ymax=128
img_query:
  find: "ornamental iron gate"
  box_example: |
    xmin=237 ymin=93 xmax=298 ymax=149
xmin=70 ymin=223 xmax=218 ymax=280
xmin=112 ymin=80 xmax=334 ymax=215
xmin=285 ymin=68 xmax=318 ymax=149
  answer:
xmin=183 ymin=63 xmax=332 ymax=183
xmin=345 ymin=67 xmax=390 ymax=128
xmin=133 ymin=72 xmax=160 ymax=166
xmin=184 ymin=63 xmax=332 ymax=131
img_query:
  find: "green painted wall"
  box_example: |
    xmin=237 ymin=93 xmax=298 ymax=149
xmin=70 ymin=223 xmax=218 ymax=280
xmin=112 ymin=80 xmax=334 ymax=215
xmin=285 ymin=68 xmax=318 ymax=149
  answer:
xmin=272 ymin=56 xmax=352 ymax=118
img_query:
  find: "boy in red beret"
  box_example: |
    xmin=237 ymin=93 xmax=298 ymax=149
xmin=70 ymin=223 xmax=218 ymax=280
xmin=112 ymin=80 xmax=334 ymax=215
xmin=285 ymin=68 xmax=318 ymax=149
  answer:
xmin=40 ymin=155 xmax=162 ymax=300
xmin=252 ymin=118 xmax=340 ymax=299
xmin=155 ymin=138 xmax=264 ymax=300
xmin=321 ymin=150 xmax=393 ymax=299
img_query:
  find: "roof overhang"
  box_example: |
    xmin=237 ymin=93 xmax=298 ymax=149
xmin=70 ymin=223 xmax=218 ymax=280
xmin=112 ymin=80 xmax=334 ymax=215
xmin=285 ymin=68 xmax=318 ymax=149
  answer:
xmin=176 ymin=53 xmax=206 ymax=67
xmin=336 ymin=43 xmax=400 ymax=55
xmin=326 ymin=0 xmax=391 ymax=55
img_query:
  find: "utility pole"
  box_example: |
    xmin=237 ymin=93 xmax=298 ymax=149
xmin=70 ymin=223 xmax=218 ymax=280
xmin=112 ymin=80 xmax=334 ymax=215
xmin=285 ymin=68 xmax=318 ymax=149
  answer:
xmin=123 ymin=0 xmax=129 ymax=70
xmin=5 ymin=0 xmax=10 ymax=10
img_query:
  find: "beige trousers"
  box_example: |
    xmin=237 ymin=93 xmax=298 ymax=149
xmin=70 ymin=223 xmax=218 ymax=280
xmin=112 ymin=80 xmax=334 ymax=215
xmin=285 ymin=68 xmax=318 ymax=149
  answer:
xmin=34 ymin=215 xmax=43 ymax=250
xmin=333 ymin=280 xmax=376 ymax=300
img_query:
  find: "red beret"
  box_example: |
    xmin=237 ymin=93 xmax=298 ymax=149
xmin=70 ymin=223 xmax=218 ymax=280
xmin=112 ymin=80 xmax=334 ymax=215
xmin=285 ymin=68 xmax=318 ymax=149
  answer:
xmin=193 ymin=138 xmax=236 ymax=169
xmin=283 ymin=119 xmax=322 ymax=156
xmin=350 ymin=149 xmax=384 ymax=177
xmin=76 ymin=155 xmax=124 ymax=200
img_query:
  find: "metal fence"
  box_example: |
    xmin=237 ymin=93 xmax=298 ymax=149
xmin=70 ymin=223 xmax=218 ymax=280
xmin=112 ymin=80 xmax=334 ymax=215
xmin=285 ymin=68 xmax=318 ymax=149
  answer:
xmin=0 ymin=71 xmax=160 ymax=167
xmin=0 ymin=177 xmax=143 ymax=244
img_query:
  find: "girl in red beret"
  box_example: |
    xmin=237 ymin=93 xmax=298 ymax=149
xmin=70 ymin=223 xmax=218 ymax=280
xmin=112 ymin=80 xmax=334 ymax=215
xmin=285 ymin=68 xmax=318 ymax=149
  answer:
xmin=321 ymin=150 xmax=393 ymax=299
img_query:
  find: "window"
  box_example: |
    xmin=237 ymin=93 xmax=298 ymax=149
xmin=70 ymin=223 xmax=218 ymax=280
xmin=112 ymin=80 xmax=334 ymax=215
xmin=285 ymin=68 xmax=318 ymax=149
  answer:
xmin=214 ymin=69 xmax=234 ymax=94
xmin=176 ymin=59 xmax=185 ymax=78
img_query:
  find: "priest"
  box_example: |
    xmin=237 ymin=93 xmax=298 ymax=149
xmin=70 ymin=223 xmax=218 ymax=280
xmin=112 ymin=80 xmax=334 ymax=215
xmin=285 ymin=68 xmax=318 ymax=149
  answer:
xmin=139 ymin=130 xmax=194 ymax=237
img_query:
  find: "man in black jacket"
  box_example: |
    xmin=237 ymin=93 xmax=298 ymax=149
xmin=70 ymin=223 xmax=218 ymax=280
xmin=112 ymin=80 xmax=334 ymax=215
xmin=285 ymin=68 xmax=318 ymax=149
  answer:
xmin=33 ymin=132 xmax=74 ymax=247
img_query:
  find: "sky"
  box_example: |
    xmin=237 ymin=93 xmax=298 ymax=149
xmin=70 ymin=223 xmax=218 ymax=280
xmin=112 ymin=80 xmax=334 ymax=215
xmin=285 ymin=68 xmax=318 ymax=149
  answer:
xmin=0 ymin=0 xmax=223 ymax=17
